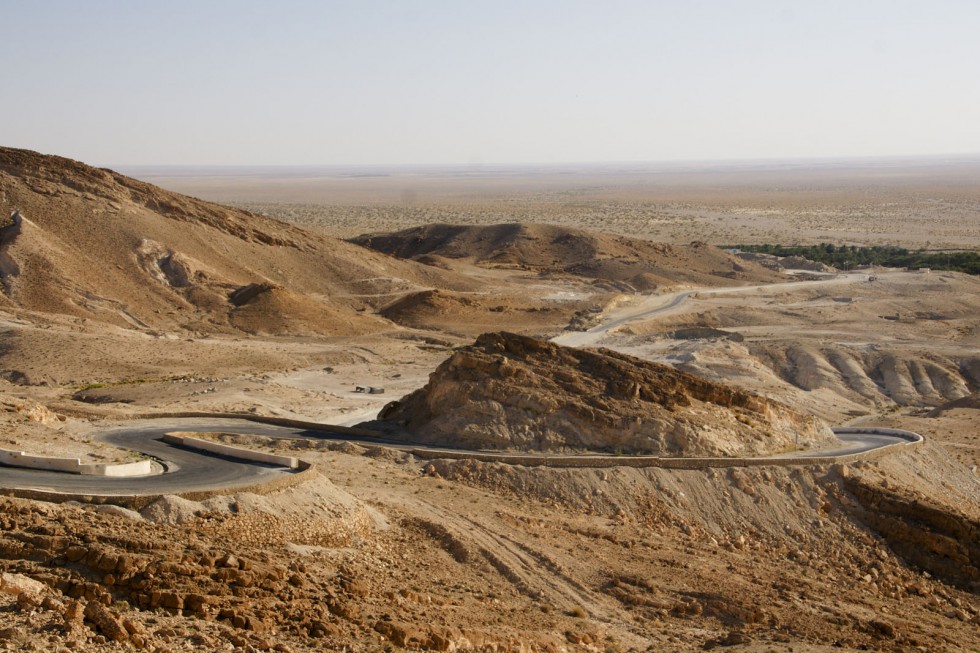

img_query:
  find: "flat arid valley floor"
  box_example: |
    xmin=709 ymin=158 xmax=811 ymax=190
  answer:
xmin=129 ymin=158 xmax=980 ymax=247
xmin=1 ymin=150 xmax=978 ymax=652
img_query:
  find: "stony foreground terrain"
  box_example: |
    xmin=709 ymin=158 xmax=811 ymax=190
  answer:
xmin=1 ymin=432 xmax=978 ymax=652
xmin=0 ymin=148 xmax=978 ymax=651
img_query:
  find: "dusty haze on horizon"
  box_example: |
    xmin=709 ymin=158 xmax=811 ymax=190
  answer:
xmin=3 ymin=1 xmax=980 ymax=166
xmin=111 ymin=155 xmax=980 ymax=250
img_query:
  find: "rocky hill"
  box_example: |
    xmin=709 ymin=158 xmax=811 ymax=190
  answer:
xmin=351 ymin=222 xmax=784 ymax=290
xmin=369 ymin=332 xmax=836 ymax=456
xmin=0 ymin=147 xmax=475 ymax=335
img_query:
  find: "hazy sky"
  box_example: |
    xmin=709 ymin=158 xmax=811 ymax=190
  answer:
xmin=3 ymin=1 xmax=979 ymax=165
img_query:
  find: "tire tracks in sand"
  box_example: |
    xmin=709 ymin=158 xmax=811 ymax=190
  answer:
xmin=401 ymin=497 xmax=621 ymax=622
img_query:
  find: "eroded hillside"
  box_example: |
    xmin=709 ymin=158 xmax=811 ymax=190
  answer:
xmin=597 ymin=271 xmax=980 ymax=423
xmin=0 ymin=147 xmax=476 ymax=335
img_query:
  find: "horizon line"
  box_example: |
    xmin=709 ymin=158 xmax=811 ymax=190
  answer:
xmin=107 ymin=151 xmax=980 ymax=172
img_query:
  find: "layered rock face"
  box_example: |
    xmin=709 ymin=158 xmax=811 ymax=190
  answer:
xmin=373 ymin=332 xmax=836 ymax=456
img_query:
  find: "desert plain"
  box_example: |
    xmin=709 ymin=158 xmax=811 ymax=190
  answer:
xmin=0 ymin=149 xmax=978 ymax=652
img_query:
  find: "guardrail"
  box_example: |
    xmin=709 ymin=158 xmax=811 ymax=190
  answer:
xmin=395 ymin=426 xmax=925 ymax=469
xmin=831 ymin=426 xmax=923 ymax=442
xmin=0 ymin=462 xmax=317 ymax=510
xmin=118 ymin=411 xmax=386 ymax=439
xmin=122 ymin=414 xmax=927 ymax=469
xmin=0 ymin=414 xmax=925 ymax=511
xmin=0 ymin=448 xmax=154 ymax=476
xmin=162 ymin=432 xmax=300 ymax=469
xmin=309 ymin=426 xmax=923 ymax=470
xmin=46 ymin=409 xmax=926 ymax=471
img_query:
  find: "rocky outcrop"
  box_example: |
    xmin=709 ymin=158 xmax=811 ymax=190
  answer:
xmin=0 ymin=397 xmax=58 ymax=423
xmin=371 ymin=332 xmax=835 ymax=456
xmin=841 ymin=473 xmax=980 ymax=591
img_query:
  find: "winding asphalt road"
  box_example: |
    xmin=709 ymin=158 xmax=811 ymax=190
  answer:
xmin=0 ymin=421 xmax=304 ymax=496
xmin=552 ymin=272 xmax=871 ymax=348
xmin=0 ymin=417 xmax=919 ymax=496
xmin=0 ymin=272 xmax=918 ymax=497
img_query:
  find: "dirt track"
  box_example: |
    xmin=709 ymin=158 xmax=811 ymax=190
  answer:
xmin=552 ymin=271 xmax=873 ymax=347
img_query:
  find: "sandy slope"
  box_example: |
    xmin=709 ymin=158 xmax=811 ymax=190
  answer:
xmin=0 ymin=147 xmax=477 ymax=335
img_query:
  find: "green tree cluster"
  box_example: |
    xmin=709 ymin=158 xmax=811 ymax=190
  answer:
xmin=728 ymin=244 xmax=980 ymax=275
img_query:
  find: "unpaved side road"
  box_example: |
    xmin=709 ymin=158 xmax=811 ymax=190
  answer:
xmin=551 ymin=272 xmax=876 ymax=348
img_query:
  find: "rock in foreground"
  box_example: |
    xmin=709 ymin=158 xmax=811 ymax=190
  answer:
xmin=370 ymin=332 xmax=836 ymax=456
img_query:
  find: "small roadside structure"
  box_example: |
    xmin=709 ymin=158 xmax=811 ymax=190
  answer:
xmin=354 ymin=385 xmax=385 ymax=394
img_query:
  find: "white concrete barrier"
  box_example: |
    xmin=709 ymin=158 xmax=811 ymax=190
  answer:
xmin=0 ymin=448 xmax=155 ymax=476
xmin=831 ymin=426 xmax=923 ymax=443
xmin=80 ymin=460 xmax=155 ymax=476
xmin=162 ymin=433 xmax=299 ymax=469
xmin=0 ymin=449 xmax=80 ymax=473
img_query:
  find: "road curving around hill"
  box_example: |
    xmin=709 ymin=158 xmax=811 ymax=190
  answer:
xmin=0 ymin=416 xmax=922 ymax=500
xmin=0 ymin=271 xmax=921 ymax=500
xmin=0 ymin=421 xmax=303 ymax=499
